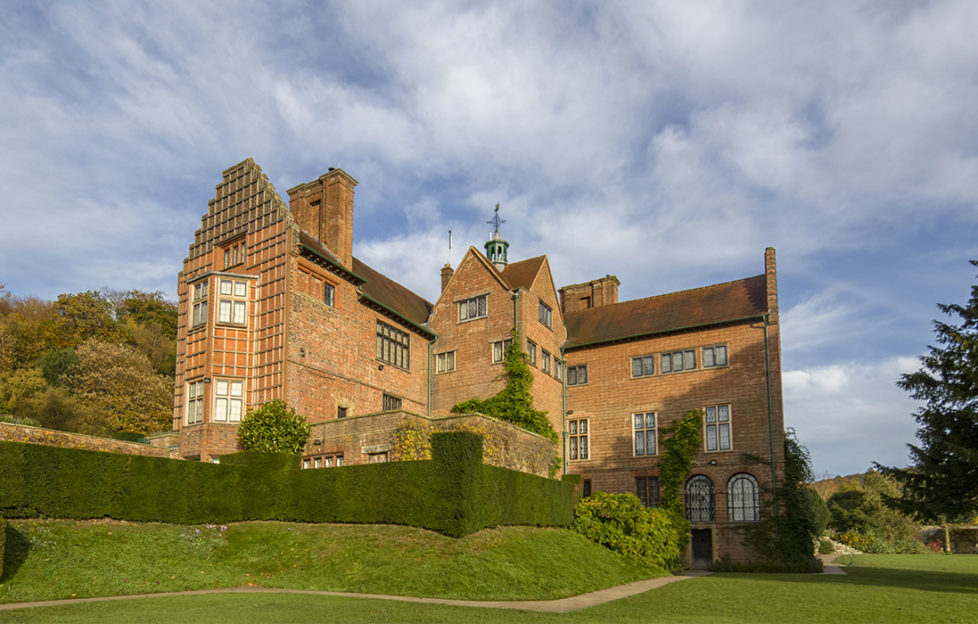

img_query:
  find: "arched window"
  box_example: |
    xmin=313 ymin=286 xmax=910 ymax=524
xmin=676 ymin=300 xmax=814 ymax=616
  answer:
xmin=727 ymin=473 xmax=760 ymax=522
xmin=685 ymin=475 xmax=715 ymax=522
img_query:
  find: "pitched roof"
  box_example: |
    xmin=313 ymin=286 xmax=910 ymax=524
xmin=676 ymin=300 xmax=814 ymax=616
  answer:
xmin=501 ymin=255 xmax=546 ymax=291
xmin=353 ymin=257 xmax=434 ymax=329
xmin=297 ymin=230 xmax=433 ymax=332
xmin=564 ymin=274 xmax=768 ymax=349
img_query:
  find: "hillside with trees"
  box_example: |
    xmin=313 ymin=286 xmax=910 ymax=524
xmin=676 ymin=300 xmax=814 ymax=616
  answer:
xmin=0 ymin=285 xmax=176 ymax=436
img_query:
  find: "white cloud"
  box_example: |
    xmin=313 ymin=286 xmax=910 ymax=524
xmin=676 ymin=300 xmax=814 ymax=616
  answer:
xmin=784 ymin=356 xmax=922 ymax=477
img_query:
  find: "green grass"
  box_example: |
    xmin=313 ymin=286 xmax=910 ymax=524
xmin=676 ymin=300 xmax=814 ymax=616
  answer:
xmin=0 ymin=519 xmax=661 ymax=604
xmin=4 ymin=551 xmax=978 ymax=623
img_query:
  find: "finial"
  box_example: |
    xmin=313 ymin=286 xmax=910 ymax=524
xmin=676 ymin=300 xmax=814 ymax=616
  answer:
xmin=486 ymin=203 xmax=506 ymax=235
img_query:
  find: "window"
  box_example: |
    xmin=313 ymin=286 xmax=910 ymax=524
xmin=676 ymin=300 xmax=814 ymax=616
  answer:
xmin=214 ymin=379 xmax=244 ymax=422
xmin=554 ymin=360 xmax=564 ymax=381
xmin=377 ymin=321 xmax=410 ymax=369
xmin=491 ymin=338 xmax=513 ymax=363
xmin=541 ymin=349 xmax=551 ymax=374
xmin=636 ymin=476 xmax=659 ymax=508
xmin=186 ymin=380 xmax=204 ymax=425
xmin=633 ymin=412 xmax=657 ymax=456
xmin=567 ymin=364 xmax=588 ymax=386
xmin=704 ymin=404 xmax=731 ymax=451
xmin=217 ymin=279 xmax=248 ymax=325
xmin=660 ymin=349 xmax=696 ymax=373
xmin=191 ymin=280 xmax=208 ymax=327
xmin=568 ymin=418 xmax=589 ymax=460
xmin=302 ymin=458 xmax=311 ymax=469
xmin=728 ymin=473 xmax=760 ymax=521
xmin=223 ymin=239 xmax=246 ymax=268
xmin=685 ymin=475 xmax=715 ymax=522
xmin=313 ymin=457 xmax=322 ymax=469
xmin=539 ymin=301 xmax=552 ymax=328
xmin=458 ymin=294 xmax=487 ymax=321
xmin=703 ymin=345 xmax=728 ymax=368
xmin=382 ymin=393 xmax=402 ymax=411
xmin=337 ymin=406 xmax=348 ymax=419
xmin=527 ymin=340 xmax=537 ymax=366
xmin=631 ymin=355 xmax=654 ymax=378
xmin=324 ymin=281 xmax=335 ymax=307
xmin=305 ymin=453 xmax=344 ymax=469
xmin=436 ymin=350 xmax=456 ymax=373
xmin=582 ymin=479 xmax=592 ymax=497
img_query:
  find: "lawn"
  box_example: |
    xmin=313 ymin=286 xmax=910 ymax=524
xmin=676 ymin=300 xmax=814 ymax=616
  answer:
xmin=0 ymin=519 xmax=661 ymax=603
xmin=3 ymin=551 xmax=977 ymax=623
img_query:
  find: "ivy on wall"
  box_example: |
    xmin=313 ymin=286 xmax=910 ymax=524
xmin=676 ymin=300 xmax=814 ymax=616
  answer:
xmin=452 ymin=329 xmax=559 ymax=444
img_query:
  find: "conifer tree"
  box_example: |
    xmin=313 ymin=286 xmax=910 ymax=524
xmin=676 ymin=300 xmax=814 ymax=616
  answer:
xmin=883 ymin=261 xmax=978 ymax=520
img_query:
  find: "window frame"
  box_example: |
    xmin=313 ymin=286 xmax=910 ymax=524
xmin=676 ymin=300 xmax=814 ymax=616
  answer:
xmin=539 ymin=301 xmax=553 ymax=328
xmin=223 ymin=239 xmax=246 ymax=269
xmin=324 ymin=281 xmax=335 ymax=307
xmin=186 ymin=380 xmax=204 ymax=425
xmin=685 ymin=475 xmax=716 ymax=522
xmin=458 ymin=294 xmax=488 ymax=322
xmin=636 ymin=476 xmax=660 ymax=508
xmin=702 ymin=344 xmax=728 ymax=368
xmin=213 ymin=378 xmax=244 ymax=422
xmin=217 ymin=278 xmax=248 ymax=326
xmin=660 ymin=349 xmax=696 ymax=374
xmin=631 ymin=355 xmax=655 ymax=378
xmin=527 ymin=340 xmax=537 ymax=366
xmin=541 ymin=349 xmax=551 ymax=374
xmin=191 ymin=280 xmax=208 ymax=327
xmin=491 ymin=338 xmax=513 ymax=363
xmin=727 ymin=473 xmax=760 ymax=522
xmin=382 ymin=393 xmax=402 ymax=411
xmin=633 ymin=412 xmax=657 ymax=457
xmin=435 ymin=350 xmax=456 ymax=373
xmin=704 ymin=404 xmax=732 ymax=452
xmin=376 ymin=321 xmax=410 ymax=370
xmin=567 ymin=417 xmax=589 ymax=461
xmin=567 ymin=364 xmax=588 ymax=386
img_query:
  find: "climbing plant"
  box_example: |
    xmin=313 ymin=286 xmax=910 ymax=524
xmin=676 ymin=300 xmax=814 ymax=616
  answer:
xmin=659 ymin=409 xmax=703 ymax=515
xmin=452 ymin=328 xmax=558 ymax=444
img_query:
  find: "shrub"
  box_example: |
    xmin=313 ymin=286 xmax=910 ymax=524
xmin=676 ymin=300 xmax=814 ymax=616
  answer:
xmin=818 ymin=537 xmax=835 ymax=554
xmin=0 ymin=515 xmax=5 ymax=578
xmin=808 ymin=488 xmax=831 ymax=535
xmin=237 ymin=400 xmax=310 ymax=454
xmin=573 ymin=492 xmax=684 ymax=571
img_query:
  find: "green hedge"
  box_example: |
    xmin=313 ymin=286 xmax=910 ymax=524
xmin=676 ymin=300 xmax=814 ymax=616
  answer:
xmin=0 ymin=432 xmax=575 ymax=537
xmin=0 ymin=515 xmax=6 ymax=579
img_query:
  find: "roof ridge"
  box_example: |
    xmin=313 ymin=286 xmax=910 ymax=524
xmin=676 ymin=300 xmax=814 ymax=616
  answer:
xmin=568 ymin=273 xmax=765 ymax=317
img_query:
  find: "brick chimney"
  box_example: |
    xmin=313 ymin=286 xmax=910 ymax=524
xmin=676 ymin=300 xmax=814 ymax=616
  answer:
xmin=441 ymin=264 xmax=454 ymax=292
xmin=765 ymin=247 xmax=778 ymax=324
xmin=287 ymin=168 xmax=358 ymax=268
xmin=558 ymin=275 xmax=620 ymax=315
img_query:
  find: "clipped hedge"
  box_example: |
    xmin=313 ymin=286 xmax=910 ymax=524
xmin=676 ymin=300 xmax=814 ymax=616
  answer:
xmin=0 ymin=515 xmax=6 ymax=579
xmin=0 ymin=432 xmax=575 ymax=537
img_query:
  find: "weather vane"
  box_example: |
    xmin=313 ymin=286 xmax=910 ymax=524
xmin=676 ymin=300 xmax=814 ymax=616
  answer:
xmin=487 ymin=203 xmax=506 ymax=234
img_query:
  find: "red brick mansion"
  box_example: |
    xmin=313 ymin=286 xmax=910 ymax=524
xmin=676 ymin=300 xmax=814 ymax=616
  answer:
xmin=172 ymin=159 xmax=785 ymax=565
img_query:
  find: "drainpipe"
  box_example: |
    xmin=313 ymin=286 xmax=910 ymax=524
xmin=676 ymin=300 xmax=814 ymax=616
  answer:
xmin=764 ymin=314 xmax=779 ymax=535
xmin=427 ymin=340 xmax=432 ymax=418
xmin=560 ymin=347 xmax=567 ymax=476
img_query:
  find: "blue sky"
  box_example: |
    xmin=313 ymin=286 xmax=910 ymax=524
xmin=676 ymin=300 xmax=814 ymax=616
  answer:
xmin=2 ymin=1 xmax=977 ymax=477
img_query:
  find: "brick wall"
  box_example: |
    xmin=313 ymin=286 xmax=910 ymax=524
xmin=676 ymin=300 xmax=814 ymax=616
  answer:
xmin=564 ymin=319 xmax=784 ymax=562
xmin=0 ymin=423 xmax=175 ymax=458
xmin=302 ymin=410 xmax=556 ymax=477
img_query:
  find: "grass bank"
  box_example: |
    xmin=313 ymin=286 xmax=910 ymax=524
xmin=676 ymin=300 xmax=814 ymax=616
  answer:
xmin=0 ymin=519 xmax=662 ymax=604
xmin=4 ymin=552 xmax=978 ymax=623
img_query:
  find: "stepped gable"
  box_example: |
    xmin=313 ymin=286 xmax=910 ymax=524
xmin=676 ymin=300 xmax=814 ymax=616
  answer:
xmin=564 ymin=274 xmax=768 ymax=348
xmin=187 ymin=158 xmax=289 ymax=260
xmin=353 ymin=257 xmax=434 ymax=330
xmin=501 ymin=255 xmax=546 ymax=291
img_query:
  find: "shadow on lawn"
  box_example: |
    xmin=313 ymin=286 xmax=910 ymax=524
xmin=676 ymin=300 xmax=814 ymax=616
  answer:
xmin=732 ymin=562 xmax=978 ymax=596
xmin=1 ymin=524 xmax=31 ymax=583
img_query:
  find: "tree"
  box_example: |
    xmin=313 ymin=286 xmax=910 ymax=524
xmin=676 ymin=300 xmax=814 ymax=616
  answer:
xmin=73 ymin=340 xmax=172 ymax=435
xmin=237 ymin=399 xmax=310 ymax=454
xmin=880 ymin=261 xmax=978 ymax=521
